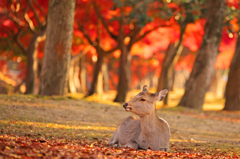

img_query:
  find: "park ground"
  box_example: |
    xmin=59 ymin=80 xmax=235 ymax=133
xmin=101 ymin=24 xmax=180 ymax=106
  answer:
xmin=0 ymin=89 xmax=240 ymax=158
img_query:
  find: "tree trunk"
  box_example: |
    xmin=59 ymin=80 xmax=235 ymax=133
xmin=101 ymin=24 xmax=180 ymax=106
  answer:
xmin=157 ymin=43 xmax=184 ymax=105
xmin=87 ymin=49 xmax=104 ymax=96
xmin=69 ymin=58 xmax=81 ymax=94
xmin=68 ymin=62 xmax=76 ymax=94
xmin=25 ymin=30 xmax=45 ymax=94
xmin=178 ymin=0 xmax=225 ymax=109
xmin=80 ymin=56 xmax=87 ymax=93
xmin=73 ymin=63 xmax=81 ymax=92
xmin=157 ymin=28 xmax=186 ymax=92
xmin=114 ymin=32 xmax=130 ymax=103
xmin=224 ymin=31 xmax=240 ymax=110
xmin=102 ymin=61 xmax=109 ymax=91
xmin=39 ymin=0 xmax=75 ymax=96
xmin=214 ymin=68 xmax=228 ymax=99
xmin=168 ymin=44 xmax=184 ymax=90
xmin=96 ymin=67 xmax=103 ymax=95
xmin=157 ymin=43 xmax=175 ymax=92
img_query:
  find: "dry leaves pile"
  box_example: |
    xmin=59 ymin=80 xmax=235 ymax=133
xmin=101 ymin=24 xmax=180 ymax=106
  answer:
xmin=0 ymin=134 xmax=239 ymax=159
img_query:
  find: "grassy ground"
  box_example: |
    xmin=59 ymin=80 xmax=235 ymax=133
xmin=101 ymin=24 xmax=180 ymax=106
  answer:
xmin=0 ymin=90 xmax=240 ymax=158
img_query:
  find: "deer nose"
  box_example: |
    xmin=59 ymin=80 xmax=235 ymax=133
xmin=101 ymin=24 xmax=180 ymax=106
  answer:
xmin=123 ymin=103 xmax=128 ymax=109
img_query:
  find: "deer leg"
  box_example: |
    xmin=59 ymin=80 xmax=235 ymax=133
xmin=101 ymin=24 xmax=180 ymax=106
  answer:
xmin=108 ymin=127 xmax=119 ymax=145
xmin=126 ymin=141 xmax=139 ymax=150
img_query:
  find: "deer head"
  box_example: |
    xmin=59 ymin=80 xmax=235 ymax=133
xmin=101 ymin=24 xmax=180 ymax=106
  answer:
xmin=123 ymin=85 xmax=168 ymax=117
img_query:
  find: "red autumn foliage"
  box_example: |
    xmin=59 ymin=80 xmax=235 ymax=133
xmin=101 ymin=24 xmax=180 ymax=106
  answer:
xmin=0 ymin=0 xmax=239 ymax=89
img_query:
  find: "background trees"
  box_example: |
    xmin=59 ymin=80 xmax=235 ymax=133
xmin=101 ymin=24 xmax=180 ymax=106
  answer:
xmin=0 ymin=0 xmax=48 ymax=94
xmin=178 ymin=0 xmax=226 ymax=109
xmin=1 ymin=0 xmax=240 ymax=110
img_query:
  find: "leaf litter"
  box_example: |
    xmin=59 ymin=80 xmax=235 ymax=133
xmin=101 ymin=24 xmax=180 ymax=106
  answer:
xmin=0 ymin=134 xmax=239 ymax=158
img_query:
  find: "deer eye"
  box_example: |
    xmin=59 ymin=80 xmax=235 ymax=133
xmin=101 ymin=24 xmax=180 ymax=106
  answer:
xmin=140 ymin=98 xmax=146 ymax=101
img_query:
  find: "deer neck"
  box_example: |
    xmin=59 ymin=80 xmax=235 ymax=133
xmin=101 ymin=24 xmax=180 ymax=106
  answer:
xmin=140 ymin=111 xmax=160 ymax=137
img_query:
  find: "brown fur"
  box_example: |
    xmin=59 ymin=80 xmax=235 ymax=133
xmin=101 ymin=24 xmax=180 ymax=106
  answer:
xmin=108 ymin=86 xmax=170 ymax=151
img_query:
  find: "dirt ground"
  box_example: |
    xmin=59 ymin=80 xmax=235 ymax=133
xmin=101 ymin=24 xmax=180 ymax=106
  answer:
xmin=0 ymin=92 xmax=240 ymax=158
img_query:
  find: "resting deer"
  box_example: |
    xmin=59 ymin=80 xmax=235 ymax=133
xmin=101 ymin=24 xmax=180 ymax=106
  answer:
xmin=108 ymin=85 xmax=170 ymax=151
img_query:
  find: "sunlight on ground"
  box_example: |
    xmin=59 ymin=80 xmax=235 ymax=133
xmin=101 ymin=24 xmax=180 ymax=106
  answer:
xmin=170 ymin=139 xmax=207 ymax=143
xmin=0 ymin=120 xmax=115 ymax=131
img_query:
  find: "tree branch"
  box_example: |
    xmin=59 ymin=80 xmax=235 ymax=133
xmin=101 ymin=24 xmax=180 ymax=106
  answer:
xmin=32 ymin=0 xmax=47 ymax=26
xmin=134 ymin=24 xmax=169 ymax=43
xmin=24 ymin=13 xmax=35 ymax=32
xmin=71 ymin=45 xmax=92 ymax=64
xmin=0 ymin=6 xmax=26 ymax=27
xmin=15 ymin=29 xmax=27 ymax=54
xmin=23 ymin=4 xmax=36 ymax=33
xmin=93 ymin=3 xmax=118 ymax=40
xmin=127 ymin=26 xmax=142 ymax=47
xmin=33 ymin=0 xmax=47 ymax=17
xmin=11 ymin=0 xmax=21 ymax=18
xmin=96 ymin=18 xmax=101 ymax=44
xmin=105 ymin=45 xmax=119 ymax=54
xmin=27 ymin=0 xmax=42 ymax=28
xmin=77 ymin=22 xmax=96 ymax=48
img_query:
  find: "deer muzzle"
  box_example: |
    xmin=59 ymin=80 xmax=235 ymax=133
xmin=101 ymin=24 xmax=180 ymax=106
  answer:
xmin=123 ymin=103 xmax=131 ymax=111
xmin=123 ymin=103 xmax=128 ymax=109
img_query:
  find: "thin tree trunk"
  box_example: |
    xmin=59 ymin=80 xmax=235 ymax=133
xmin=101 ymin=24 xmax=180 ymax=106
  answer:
xmin=102 ymin=61 xmax=109 ymax=91
xmin=168 ymin=44 xmax=184 ymax=89
xmin=114 ymin=31 xmax=130 ymax=103
xmin=69 ymin=58 xmax=81 ymax=94
xmin=157 ymin=30 xmax=185 ymax=93
xmin=157 ymin=43 xmax=175 ymax=92
xmin=178 ymin=0 xmax=226 ymax=109
xmin=25 ymin=30 xmax=45 ymax=94
xmin=224 ymin=31 xmax=240 ymax=110
xmin=87 ymin=50 xmax=105 ymax=96
xmin=39 ymin=0 xmax=75 ymax=96
xmin=96 ymin=67 xmax=103 ymax=95
xmin=214 ymin=68 xmax=227 ymax=99
xmin=163 ymin=44 xmax=184 ymax=105
xmin=80 ymin=56 xmax=87 ymax=93
xmin=68 ymin=63 xmax=76 ymax=93
xmin=157 ymin=43 xmax=184 ymax=105
xmin=73 ymin=63 xmax=81 ymax=92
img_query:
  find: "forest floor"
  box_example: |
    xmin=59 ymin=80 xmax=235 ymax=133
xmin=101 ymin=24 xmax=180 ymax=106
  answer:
xmin=0 ymin=90 xmax=240 ymax=158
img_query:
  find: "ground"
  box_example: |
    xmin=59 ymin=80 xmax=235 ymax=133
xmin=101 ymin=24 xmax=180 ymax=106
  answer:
xmin=0 ymin=90 xmax=240 ymax=158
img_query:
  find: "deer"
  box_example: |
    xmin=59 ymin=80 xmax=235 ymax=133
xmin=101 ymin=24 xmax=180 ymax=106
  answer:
xmin=108 ymin=85 xmax=170 ymax=151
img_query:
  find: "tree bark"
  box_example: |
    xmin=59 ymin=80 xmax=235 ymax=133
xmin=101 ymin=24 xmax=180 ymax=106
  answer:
xmin=178 ymin=0 xmax=226 ymax=109
xmin=157 ymin=43 xmax=175 ymax=92
xmin=73 ymin=63 xmax=81 ymax=92
xmin=224 ymin=31 xmax=240 ymax=110
xmin=25 ymin=30 xmax=45 ymax=94
xmin=102 ymin=61 xmax=109 ymax=92
xmin=114 ymin=32 xmax=130 ymax=103
xmin=87 ymin=48 xmax=105 ymax=96
xmin=39 ymin=0 xmax=75 ymax=96
xmin=68 ymin=62 xmax=78 ymax=94
xmin=96 ymin=66 xmax=103 ymax=95
xmin=157 ymin=43 xmax=184 ymax=105
xmin=69 ymin=55 xmax=82 ymax=94
xmin=157 ymin=24 xmax=186 ymax=107
xmin=80 ymin=56 xmax=87 ymax=93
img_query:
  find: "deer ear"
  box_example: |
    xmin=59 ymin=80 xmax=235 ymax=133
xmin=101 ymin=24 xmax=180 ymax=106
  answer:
xmin=142 ymin=85 xmax=148 ymax=92
xmin=155 ymin=89 xmax=168 ymax=101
